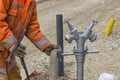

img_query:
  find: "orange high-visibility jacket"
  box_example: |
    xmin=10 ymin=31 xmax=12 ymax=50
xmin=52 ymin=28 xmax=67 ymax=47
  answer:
xmin=0 ymin=0 xmax=52 ymax=73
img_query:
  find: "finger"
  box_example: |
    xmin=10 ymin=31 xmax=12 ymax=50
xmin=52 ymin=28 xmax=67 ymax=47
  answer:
xmin=17 ymin=47 xmax=26 ymax=52
xmin=16 ymin=54 xmax=25 ymax=58
xmin=16 ymin=51 xmax=26 ymax=55
xmin=52 ymin=44 xmax=59 ymax=49
xmin=14 ymin=53 xmax=24 ymax=58
xmin=15 ymin=52 xmax=26 ymax=58
xmin=19 ymin=44 xmax=26 ymax=49
xmin=15 ymin=51 xmax=26 ymax=57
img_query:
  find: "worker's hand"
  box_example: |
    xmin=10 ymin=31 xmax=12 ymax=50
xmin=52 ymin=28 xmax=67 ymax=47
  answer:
xmin=10 ymin=44 xmax=27 ymax=58
xmin=43 ymin=44 xmax=62 ymax=56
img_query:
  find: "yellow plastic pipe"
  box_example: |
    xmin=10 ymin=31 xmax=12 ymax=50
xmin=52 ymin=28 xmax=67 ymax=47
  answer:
xmin=104 ymin=18 xmax=115 ymax=36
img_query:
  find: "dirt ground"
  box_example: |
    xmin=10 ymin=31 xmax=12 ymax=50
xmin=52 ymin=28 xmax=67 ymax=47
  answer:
xmin=18 ymin=0 xmax=120 ymax=80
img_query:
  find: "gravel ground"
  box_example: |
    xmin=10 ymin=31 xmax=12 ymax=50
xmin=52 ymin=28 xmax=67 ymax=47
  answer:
xmin=17 ymin=0 xmax=120 ymax=80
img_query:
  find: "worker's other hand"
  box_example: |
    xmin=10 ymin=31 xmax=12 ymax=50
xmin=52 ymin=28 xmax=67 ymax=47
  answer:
xmin=10 ymin=44 xmax=27 ymax=58
xmin=43 ymin=44 xmax=62 ymax=56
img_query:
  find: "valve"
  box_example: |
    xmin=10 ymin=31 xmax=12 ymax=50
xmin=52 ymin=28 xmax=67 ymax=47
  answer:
xmin=89 ymin=34 xmax=97 ymax=42
xmin=64 ymin=18 xmax=79 ymax=43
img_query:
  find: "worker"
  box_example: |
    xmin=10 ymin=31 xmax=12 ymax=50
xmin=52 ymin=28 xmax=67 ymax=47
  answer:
xmin=0 ymin=0 xmax=60 ymax=80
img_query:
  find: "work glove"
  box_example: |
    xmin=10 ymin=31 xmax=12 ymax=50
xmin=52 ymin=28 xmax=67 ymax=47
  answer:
xmin=10 ymin=44 xmax=27 ymax=58
xmin=43 ymin=44 xmax=62 ymax=56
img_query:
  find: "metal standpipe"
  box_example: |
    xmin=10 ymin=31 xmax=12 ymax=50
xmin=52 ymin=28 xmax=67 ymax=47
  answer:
xmin=56 ymin=14 xmax=64 ymax=77
xmin=63 ymin=18 xmax=99 ymax=80
xmin=76 ymin=54 xmax=85 ymax=80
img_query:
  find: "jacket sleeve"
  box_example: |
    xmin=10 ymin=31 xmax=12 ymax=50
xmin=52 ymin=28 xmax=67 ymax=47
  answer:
xmin=0 ymin=0 xmax=17 ymax=50
xmin=25 ymin=2 xmax=52 ymax=52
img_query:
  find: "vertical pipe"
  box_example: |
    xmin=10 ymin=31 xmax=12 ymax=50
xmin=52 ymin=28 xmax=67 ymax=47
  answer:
xmin=56 ymin=14 xmax=64 ymax=76
xmin=76 ymin=55 xmax=85 ymax=80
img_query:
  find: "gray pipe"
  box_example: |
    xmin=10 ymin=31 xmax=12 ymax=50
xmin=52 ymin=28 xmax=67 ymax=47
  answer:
xmin=56 ymin=14 xmax=64 ymax=76
xmin=76 ymin=55 xmax=85 ymax=80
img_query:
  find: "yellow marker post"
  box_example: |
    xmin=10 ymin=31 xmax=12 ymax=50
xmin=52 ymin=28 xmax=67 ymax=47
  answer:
xmin=104 ymin=18 xmax=115 ymax=36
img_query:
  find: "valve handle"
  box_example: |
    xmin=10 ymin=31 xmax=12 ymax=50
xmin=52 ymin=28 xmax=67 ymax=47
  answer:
xmin=87 ymin=19 xmax=98 ymax=30
xmin=64 ymin=18 xmax=71 ymax=23
xmin=92 ymin=19 xmax=98 ymax=23
xmin=87 ymin=50 xmax=99 ymax=54
xmin=64 ymin=18 xmax=76 ymax=32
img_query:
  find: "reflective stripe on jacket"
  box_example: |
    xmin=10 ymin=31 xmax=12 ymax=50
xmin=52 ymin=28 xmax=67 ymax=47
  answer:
xmin=0 ymin=0 xmax=52 ymax=71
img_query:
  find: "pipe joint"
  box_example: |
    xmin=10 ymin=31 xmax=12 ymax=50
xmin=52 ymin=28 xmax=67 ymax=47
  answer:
xmin=88 ymin=34 xmax=97 ymax=42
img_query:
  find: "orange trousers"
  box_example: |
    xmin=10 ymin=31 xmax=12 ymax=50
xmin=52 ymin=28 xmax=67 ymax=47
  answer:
xmin=0 ymin=64 xmax=22 ymax=80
